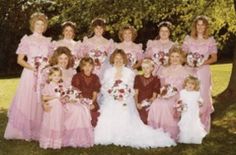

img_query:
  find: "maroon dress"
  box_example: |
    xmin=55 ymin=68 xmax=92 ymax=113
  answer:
xmin=134 ymin=75 xmax=161 ymax=124
xmin=72 ymin=71 xmax=101 ymax=127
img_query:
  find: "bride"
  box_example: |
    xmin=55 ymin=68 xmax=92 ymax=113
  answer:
xmin=94 ymin=49 xmax=176 ymax=148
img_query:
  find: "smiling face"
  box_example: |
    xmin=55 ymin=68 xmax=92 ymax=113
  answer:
xmin=169 ymin=52 xmax=182 ymax=65
xmin=142 ymin=64 xmax=153 ymax=76
xmin=159 ymin=26 xmax=170 ymax=40
xmin=113 ymin=54 xmax=124 ymax=67
xmin=50 ymin=71 xmax=62 ymax=83
xmin=196 ymin=20 xmax=206 ymax=35
xmin=57 ymin=53 xmax=69 ymax=69
xmin=82 ymin=62 xmax=93 ymax=75
xmin=185 ymin=81 xmax=196 ymax=91
xmin=122 ymin=29 xmax=133 ymax=42
xmin=94 ymin=26 xmax=104 ymax=37
xmin=33 ymin=20 xmax=45 ymax=34
xmin=63 ymin=26 xmax=75 ymax=39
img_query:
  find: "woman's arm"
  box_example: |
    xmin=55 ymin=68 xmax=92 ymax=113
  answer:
xmin=203 ymin=53 xmax=217 ymax=65
xmin=17 ymin=54 xmax=34 ymax=71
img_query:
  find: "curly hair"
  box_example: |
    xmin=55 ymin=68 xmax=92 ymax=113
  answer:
xmin=109 ymin=49 xmax=128 ymax=66
xmin=29 ymin=12 xmax=48 ymax=32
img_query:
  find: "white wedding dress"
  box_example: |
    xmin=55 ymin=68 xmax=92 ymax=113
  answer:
xmin=94 ymin=66 xmax=176 ymax=148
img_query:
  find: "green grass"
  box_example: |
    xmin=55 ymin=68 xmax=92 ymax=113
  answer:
xmin=0 ymin=63 xmax=236 ymax=155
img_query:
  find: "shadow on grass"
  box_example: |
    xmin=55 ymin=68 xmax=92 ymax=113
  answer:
xmin=0 ymin=105 xmax=236 ymax=155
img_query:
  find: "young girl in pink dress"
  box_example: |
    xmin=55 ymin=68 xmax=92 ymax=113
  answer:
xmin=48 ymin=47 xmax=94 ymax=148
xmin=177 ymin=76 xmax=207 ymax=144
xmin=4 ymin=13 xmax=51 ymax=141
xmin=148 ymin=46 xmax=190 ymax=140
xmin=182 ymin=16 xmax=217 ymax=133
xmin=72 ymin=57 xmax=101 ymax=127
xmin=115 ymin=25 xmax=143 ymax=70
xmin=52 ymin=21 xmax=82 ymax=69
xmin=81 ymin=18 xmax=114 ymax=78
xmin=40 ymin=67 xmax=64 ymax=149
xmin=145 ymin=21 xmax=175 ymax=75
xmin=134 ymin=59 xmax=160 ymax=124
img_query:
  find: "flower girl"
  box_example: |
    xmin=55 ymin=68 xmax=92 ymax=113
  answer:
xmin=177 ymin=75 xmax=207 ymax=144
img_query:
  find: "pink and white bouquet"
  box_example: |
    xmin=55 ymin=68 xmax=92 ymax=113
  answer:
xmin=108 ymin=80 xmax=132 ymax=106
xmin=187 ymin=52 xmax=204 ymax=67
xmin=33 ymin=56 xmax=48 ymax=71
xmin=159 ymin=84 xmax=178 ymax=99
xmin=126 ymin=52 xmax=137 ymax=67
xmin=152 ymin=51 xmax=169 ymax=66
xmin=140 ymin=99 xmax=152 ymax=111
xmin=88 ymin=49 xmax=107 ymax=67
xmin=55 ymin=85 xmax=81 ymax=104
xmin=174 ymin=100 xmax=187 ymax=112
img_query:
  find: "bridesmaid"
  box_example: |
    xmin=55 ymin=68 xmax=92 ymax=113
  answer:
xmin=4 ymin=12 xmax=51 ymax=141
xmin=81 ymin=18 xmax=114 ymax=78
xmin=115 ymin=25 xmax=143 ymax=70
xmin=145 ymin=21 xmax=175 ymax=75
xmin=182 ymin=16 xmax=217 ymax=133
xmin=52 ymin=21 xmax=82 ymax=68
xmin=148 ymin=46 xmax=190 ymax=140
xmin=48 ymin=47 xmax=94 ymax=148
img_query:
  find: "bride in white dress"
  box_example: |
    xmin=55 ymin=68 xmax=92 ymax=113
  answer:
xmin=94 ymin=49 xmax=176 ymax=148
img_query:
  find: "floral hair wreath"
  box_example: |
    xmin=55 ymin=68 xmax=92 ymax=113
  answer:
xmin=157 ymin=21 xmax=172 ymax=28
xmin=61 ymin=21 xmax=77 ymax=27
xmin=194 ymin=15 xmax=209 ymax=22
xmin=91 ymin=17 xmax=106 ymax=24
xmin=30 ymin=12 xmax=48 ymax=19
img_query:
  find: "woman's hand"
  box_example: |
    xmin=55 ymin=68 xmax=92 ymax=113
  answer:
xmin=136 ymin=103 xmax=142 ymax=110
xmin=42 ymin=102 xmax=52 ymax=112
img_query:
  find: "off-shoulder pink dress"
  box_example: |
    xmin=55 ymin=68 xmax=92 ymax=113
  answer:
xmin=182 ymin=35 xmax=217 ymax=132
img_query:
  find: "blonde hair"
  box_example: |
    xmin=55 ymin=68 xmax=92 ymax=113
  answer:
xmin=141 ymin=58 xmax=154 ymax=68
xmin=191 ymin=16 xmax=209 ymax=39
xmin=183 ymin=75 xmax=200 ymax=91
xmin=29 ymin=12 xmax=48 ymax=32
xmin=109 ymin=49 xmax=128 ymax=66
xmin=118 ymin=25 xmax=137 ymax=41
xmin=47 ymin=66 xmax=62 ymax=82
xmin=168 ymin=45 xmax=186 ymax=65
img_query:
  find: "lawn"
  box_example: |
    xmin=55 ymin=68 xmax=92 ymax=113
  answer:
xmin=0 ymin=63 xmax=235 ymax=155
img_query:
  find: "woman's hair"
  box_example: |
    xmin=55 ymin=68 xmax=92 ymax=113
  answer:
xmin=49 ymin=46 xmax=74 ymax=69
xmin=79 ymin=57 xmax=94 ymax=69
xmin=156 ymin=21 xmax=172 ymax=40
xmin=168 ymin=45 xmax=186 ymax=65
xmin=183 ymin=75 xmax=200 ymax=91
xmin=91 ymin=18 xmax=106 ymax=30
xmin=61 ymin=21 xmax=77 ymax=38
xmin=141 ymin=58 xmax=154 ymax=68
xmin=47 ymin=66 xmax=62 ymax=82
xmin=191 ymin=16 xmax=209 ymax=39
xmin=109 ymin=49 xmax=128 ymax=65
xmin=29 ymin=12 xmax=48 ymax=32
xmin=118 ymin=25 xmax=137 ymax=41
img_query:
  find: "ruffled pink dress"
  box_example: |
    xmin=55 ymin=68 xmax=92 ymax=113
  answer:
xmin=81 ymin=36 xmax=114 ymax=78
xmin=145 ymin=40 xmax=174 ymax=75
xmin=39 ymin=82 xmax=64 ymax=149
xmin=115 ymin=41 xmax=143 ymax=69
xmin=182 ymin=35 xmax=217 ymax=132
xmin=61 ymin=68 xmax=94 ymax=148
xmin=4 ymin=34 xmax=52 ymax=141
xmin=148 ymin=65 xmax=190 ymax=140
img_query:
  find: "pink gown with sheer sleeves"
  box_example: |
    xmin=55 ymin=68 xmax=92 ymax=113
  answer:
xmin=4 ymin=34 xmax=52 ymax=141
xmin=61 ymin=68 xmax=94 ymax=148
xmin=39 ymin=82 xmax=64 ymax=149
xmin=145 ymin=40 xmax=174 ymax=75
xmin=80 ymin=36 xmax=115 ymax=78
xmin=115 ymin=42 xmax=143 ymax=69
xmin=148 ymin=65 xmax=190 ymax=140
xmin=182 ymin=35 xmax=217 ymax=133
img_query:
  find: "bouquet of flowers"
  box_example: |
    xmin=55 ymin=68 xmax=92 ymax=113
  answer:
xmin=159 ymin=84 xmax=178 ymax=99
xmin=33 ymin=56 xmax=48 ymax=71
xmin=152 ymin=51 xmax=169 ymax=66
xmin=140 ymin=99 xmax=152 ymax=111
xmin=126 ymin=52 xmax=137 ymax=67
xmin=55 ymin=85 xmax=81 ymax=104
xmin=80 ymin=98 xmax=93 ymax=106
xmin=88 ymin=49 xmax=107 ymax=67
xmin=187 ymin=52 xmax=204 ymax=67
xmin=108 ymin=80 xmax=132 ymax=106
xmin=174 ymin=100 xmax=187 ymax=112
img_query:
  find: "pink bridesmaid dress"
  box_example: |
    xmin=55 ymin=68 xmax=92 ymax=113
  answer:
xmin=39 ymin=82 xmax=64 ymax=149
xmin=145 ymin=40 xmax=174 ymax=75
xmin=115 ymin=41 xmax=143 ymax=69
xmin=4 ymin=34 xmax=52 ymax=141
xmin=182 ymin=35 xmax=217 ymax=133
xmin=81 ymin=36 xmax=114 ymax=78
xmin=61 ymin=68 xmax=94 ymax=148
xmin=148 ymin=65 xmax=189 ymax=140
